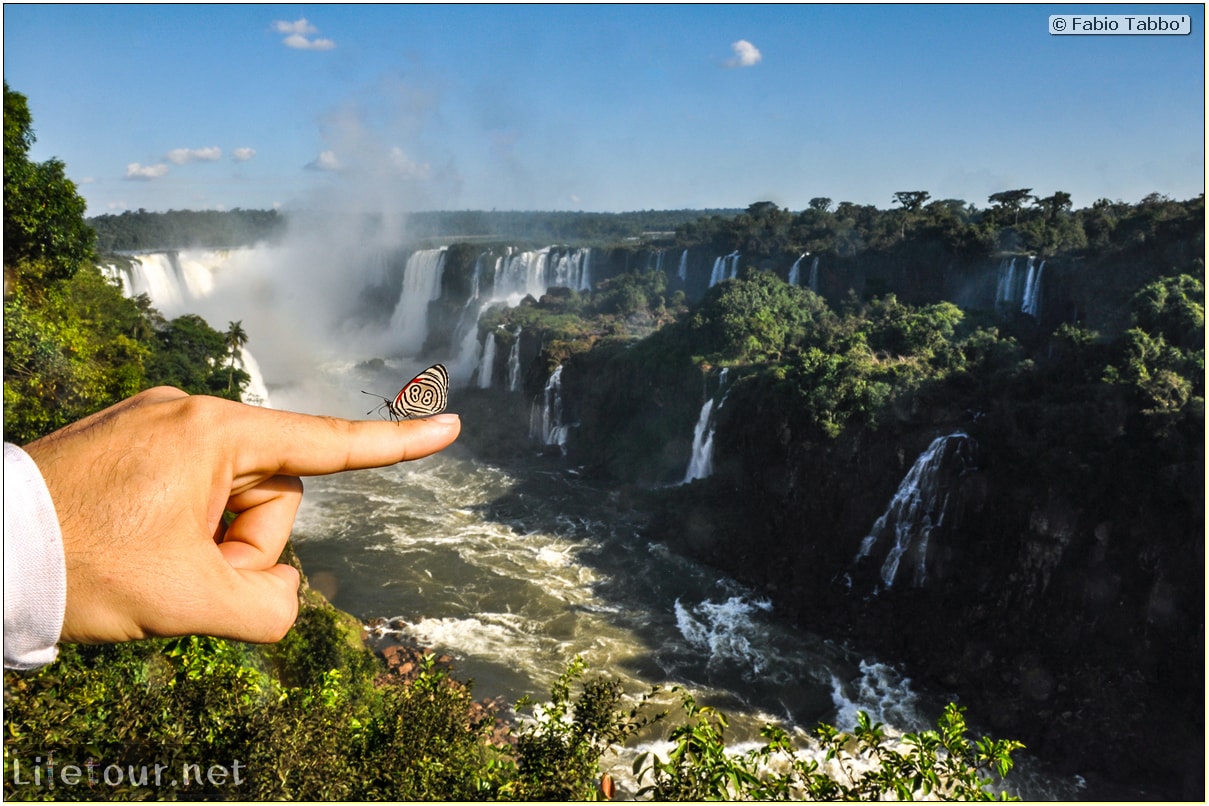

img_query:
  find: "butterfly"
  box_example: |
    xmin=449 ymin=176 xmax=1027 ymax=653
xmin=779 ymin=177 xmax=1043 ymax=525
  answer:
xmin=362 ymin=363 xmax=449 ymax=421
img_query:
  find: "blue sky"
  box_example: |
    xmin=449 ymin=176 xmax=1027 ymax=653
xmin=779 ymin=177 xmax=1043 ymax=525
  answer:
xmin=3 ymin=3 xmax=1204 ymax=215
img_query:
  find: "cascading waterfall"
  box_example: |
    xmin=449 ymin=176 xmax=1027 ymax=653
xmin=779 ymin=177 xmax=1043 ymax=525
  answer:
xmin=529 ymin=364 xmax=569 ymax=452
xmin=235 ymin=347 xmax=272 ymax=407
xmin=493 ymin=246 xmax=592 ymax=301
xmin=1020 ymin=259 xmax=1045 ymax=319
xmin=708 ymin=251 xmax=741 ymax=287
xmin=788 ymin=253 xmax=806 ymax=286
xmin=450 ymin=255 xmax=488 ymax=386
xmin=476 ymin=331 xmax=497 ymax=390
xmin=388 ymin=247 xmax=446 ymax=356
xmin=854 ymin=433 xmax=976 ymax=589
xmin=453 ymin=247 xmax=591 ymax=386
xmin=677 ymin=249 xmax=688 ymax=283
xmin=682 ymin=369 xmax=729 ymax=484
xmin=107 ymin=251 xmax=272 ymax=407
xmin=646 ymin=249 xmax=666 ymax=274
xmin=506 ymin=329 xmax=522 ymax=392
xmin=995 ymin=255 xmax=1044 ymax=318
xmin=683 ymin=399 xmax=718 ymax=482
xmin=995 ymin=257 xmax=1018 ymax=309
xmin=788 ymin=254 xmax=820 ymax=291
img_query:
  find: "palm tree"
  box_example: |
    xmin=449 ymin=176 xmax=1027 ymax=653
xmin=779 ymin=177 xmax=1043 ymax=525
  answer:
xmin=224 ymin=320 xmax=248 ymax=393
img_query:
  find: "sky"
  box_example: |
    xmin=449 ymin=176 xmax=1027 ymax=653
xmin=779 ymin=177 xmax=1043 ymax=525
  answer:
xmin=3 ymin=3 xmax=1205 ymax=216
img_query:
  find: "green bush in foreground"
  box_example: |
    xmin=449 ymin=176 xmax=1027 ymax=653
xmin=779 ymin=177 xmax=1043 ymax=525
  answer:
xmin=4 ymin=605 xmax=1023 ymax=802
xmin=636 ymin=692 xmax=1023 ymax=801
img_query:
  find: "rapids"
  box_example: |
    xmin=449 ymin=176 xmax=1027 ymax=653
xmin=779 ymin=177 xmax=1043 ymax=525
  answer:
xmin=284 ymin=363 xmax=1079 ymax=800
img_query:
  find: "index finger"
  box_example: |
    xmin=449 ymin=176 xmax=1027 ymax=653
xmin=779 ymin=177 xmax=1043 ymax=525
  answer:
xmin=222 ymin=404 xmax=461 ymax=482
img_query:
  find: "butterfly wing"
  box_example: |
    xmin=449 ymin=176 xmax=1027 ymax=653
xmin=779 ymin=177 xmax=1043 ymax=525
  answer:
xmin=391 ymin=363 xmax=449 ymax=419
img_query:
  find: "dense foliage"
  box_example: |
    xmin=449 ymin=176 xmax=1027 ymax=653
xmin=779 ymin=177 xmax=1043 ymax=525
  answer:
xmin=676 ymin=193 xmax=1199 ymax=264
xmin=89 ymin=208 xmax=286 ymax=252
xmin=4 ymin=607 xmax=1023 ymax=801
xmin=636 ymin=694 xmax=1022 ymax=801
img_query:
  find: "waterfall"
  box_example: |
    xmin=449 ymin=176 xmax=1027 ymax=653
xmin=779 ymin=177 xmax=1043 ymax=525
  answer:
xmin=683 ymin=398 xmax=718 ymax=482
xmin=117 ymin=252 xmax=209 ymax=310
xmin=451 ymin=255 xmax=490 ymax=386
xmin=236 ymin=347 xmax=272 ymax=407
xmin=388 ymin=247 xmax=446 ymax=356
xmin=708 ymin=252 xmax=741 ymax=287
xmin=808 ymin=255 xmax=820 ymax=293
xmin=529 ymin=364 xmax=569 ymax=452
xmin=646 ymin=249 xmax=665 ymax=273
xmin=452 ymin=247 xmax=592 ymax=386
xmin=548 ymin=247 xmax=592 ymax=292
xmin=476 ymin=331 xmax=497 ymax=390
xmin=682 ymin=368 xmax=729 ymax=484
xmin=110 ymin=251 xmax=272 ymax=408
xmin=855 ymin=433 xmax=976 ymax=589
xmin=506 ymin=329 xmax=522 ymax=392
xmin=1020 ymin=259 xmax=1044 ymax=319
xmin=677 ymin=249 xmax=688 ymax=283
xmin=493 ymin=246 xmax=592 ymax=302
xmin=994 ymin=257 xmax=1015 ymax=307
xmin=788 ymin=253 xmax=806 ymax=286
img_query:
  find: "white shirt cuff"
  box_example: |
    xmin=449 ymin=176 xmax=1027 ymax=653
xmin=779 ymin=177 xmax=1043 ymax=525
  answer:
xmin=4 ymin=442 xmax=66 ymax=669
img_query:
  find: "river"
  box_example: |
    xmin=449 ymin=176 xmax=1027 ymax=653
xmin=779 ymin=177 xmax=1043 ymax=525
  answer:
xmin=286 ymin=372 xmax=1081 ymax=799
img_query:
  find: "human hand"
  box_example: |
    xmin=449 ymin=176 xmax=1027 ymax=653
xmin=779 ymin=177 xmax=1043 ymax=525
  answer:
xmin=23 ymin=386 xmax=461 ymax=645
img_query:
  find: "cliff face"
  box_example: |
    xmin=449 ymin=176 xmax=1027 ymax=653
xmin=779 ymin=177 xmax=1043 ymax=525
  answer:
xmin=433 ymin=206 xmax=1202 ymax=798
xmin=527 ymin=274 xmax=1202 ymax=798
xmin=627 ymin=372 xmax=1203 ymax=799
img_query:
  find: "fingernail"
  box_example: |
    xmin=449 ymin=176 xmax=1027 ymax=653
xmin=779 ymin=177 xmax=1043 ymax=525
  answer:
xmin=428 ymin=413 xmax=460 ymax=425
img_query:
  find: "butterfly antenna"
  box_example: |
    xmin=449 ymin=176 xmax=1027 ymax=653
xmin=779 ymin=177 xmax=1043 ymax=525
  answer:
xmin=361 ymin=390 xmax=388 ymax=417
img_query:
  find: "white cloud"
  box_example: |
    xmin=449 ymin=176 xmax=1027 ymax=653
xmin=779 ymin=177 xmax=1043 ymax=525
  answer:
xmin=232 ymin=147 xmax=257 ymax=162
xmin=273 ymin=18 xmax=335 ymax=50
xmin=388 ymin=147 xmax=431 ymax=180
xmin=272 ymin=18 xmax=318 ymax=36
xmin=126 ymin=162 xmax=169 ymax=180
xmin=305 ymin=150 xmax=342 ymax=172
xmin=166 ymin=146 xmax=222 ymax=164
xmin=724 ymin=39 xmax=762 ymax=68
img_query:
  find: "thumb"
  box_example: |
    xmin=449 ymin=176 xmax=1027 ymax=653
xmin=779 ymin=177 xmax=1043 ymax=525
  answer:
xmin=154 ymin=555 xmax=301 ymax=644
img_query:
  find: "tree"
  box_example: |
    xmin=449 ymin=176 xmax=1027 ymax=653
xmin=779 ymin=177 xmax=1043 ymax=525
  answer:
xmin=892 ymin=191 xmax=931 ymax=239
xmin=225 ymin=320 xmax=249 ymax=392
xmin=1035 ymin=190 xmax=1073 ymax=222
xmin=892 ymin=191 xmax=931 ymax=212
xmin=988 ymin=189 xmax=1034 ymax=225
xmin=3 ymin=82 xmax=95 ymax=285
xmin=808 ymin=197 xmax=832 ymax=212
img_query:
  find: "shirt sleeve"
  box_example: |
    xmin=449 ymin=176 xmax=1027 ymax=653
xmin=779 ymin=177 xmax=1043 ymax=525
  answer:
xmin=4 ymin=442 xmax=66 ymax=670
